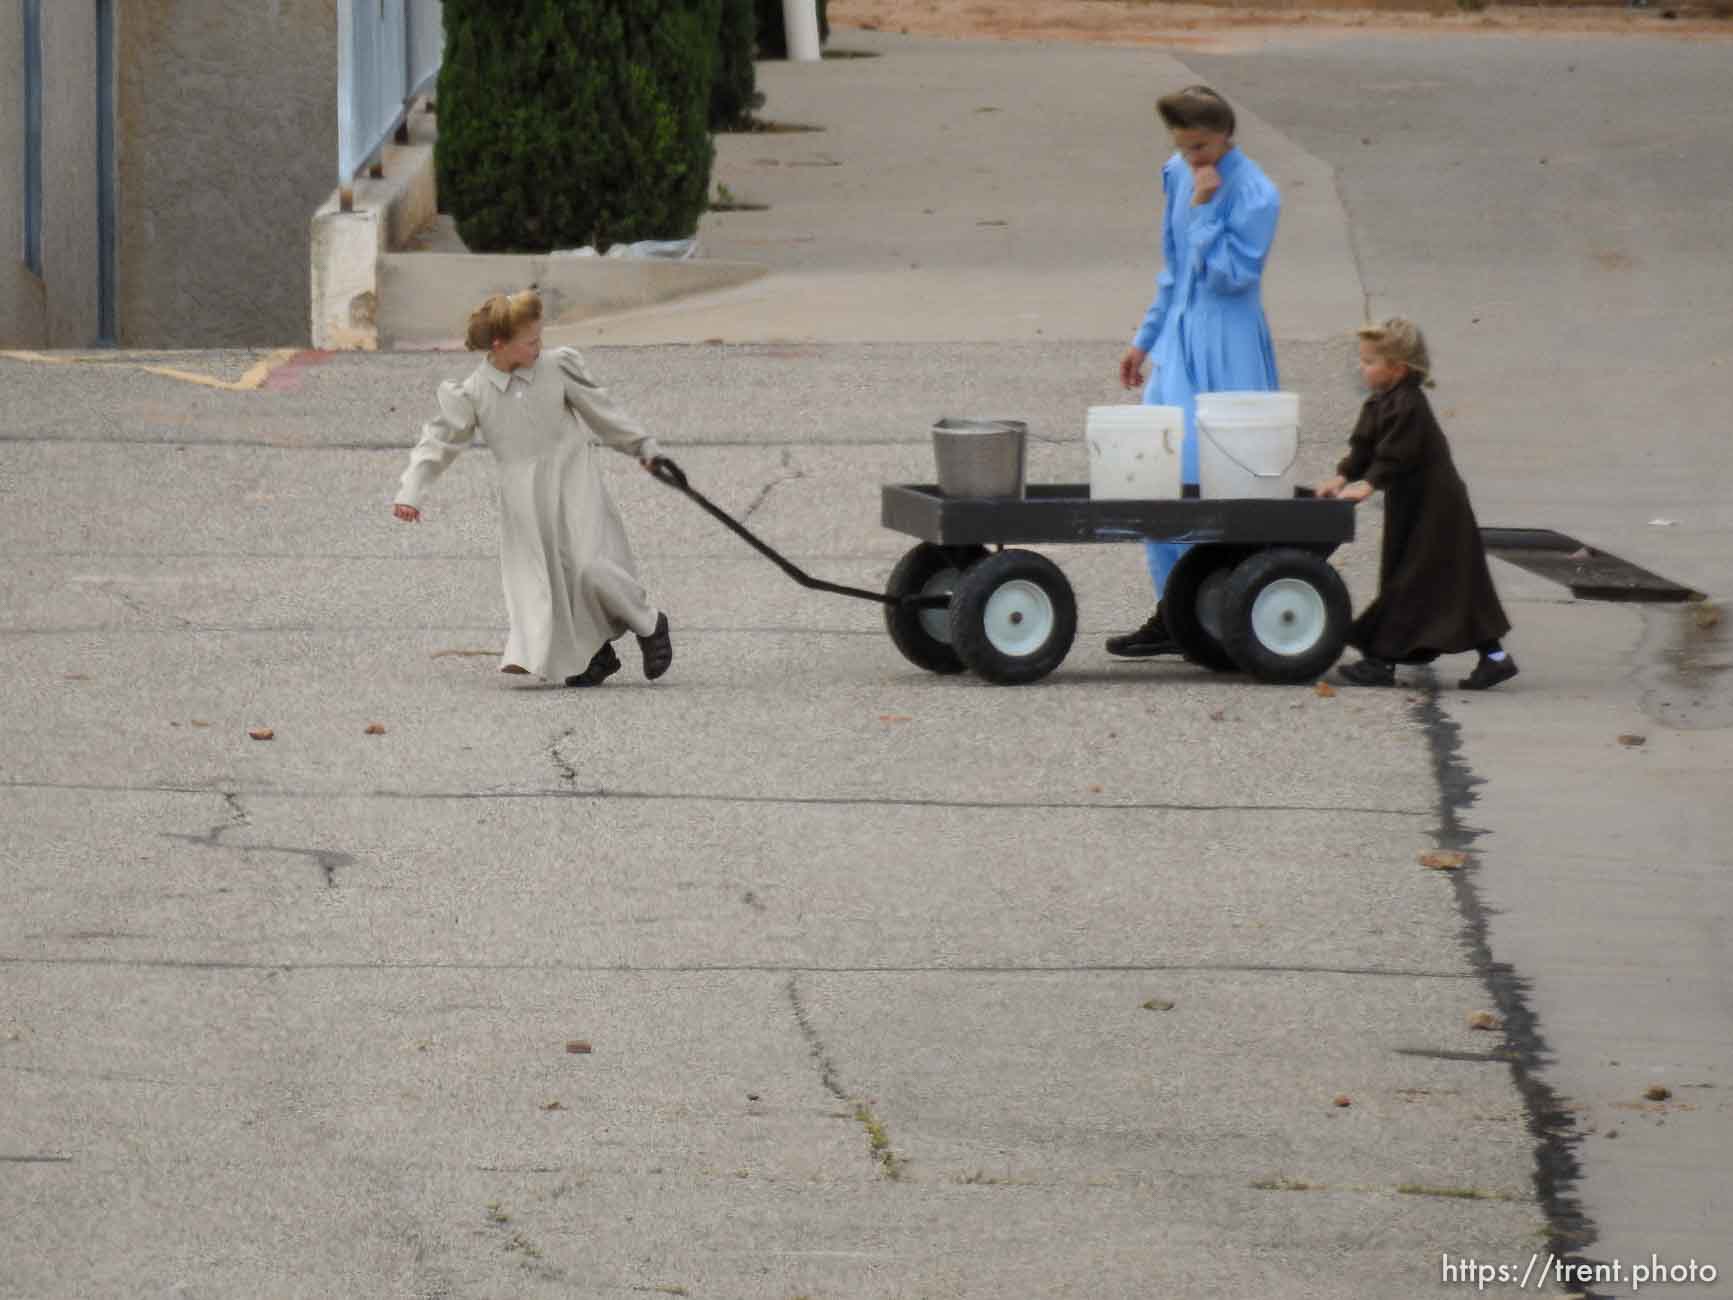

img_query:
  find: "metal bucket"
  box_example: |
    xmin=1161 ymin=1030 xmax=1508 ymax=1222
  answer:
xmin=931 ymin=418 xmax=1027 ymax=498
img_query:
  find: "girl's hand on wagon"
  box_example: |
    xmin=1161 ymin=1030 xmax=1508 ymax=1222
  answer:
xmin=393 ymin=503 xmax=420 ymax=522
xmin=1339 ymin=481 xmax=1374 ymax=503
xmin=1314 ymin=475 xmax=1346 ymax=499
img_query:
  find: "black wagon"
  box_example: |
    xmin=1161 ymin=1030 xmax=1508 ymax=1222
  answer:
xmin=652 ymin=460 xmax=1356 ymax=687
xmin=879 ymin=484 xmax=1356 ymax=685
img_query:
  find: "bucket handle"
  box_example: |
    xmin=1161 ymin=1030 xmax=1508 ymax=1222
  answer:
xmin=1197 ymin=424 xmax=1300 ymax=480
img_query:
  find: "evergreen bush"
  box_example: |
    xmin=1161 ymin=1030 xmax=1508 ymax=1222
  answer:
xmin=712 ymin=0 xmax=759 ymax=127
xmin=755 ymin=0 xmax=829 ymax=59
xmin=437 ymin=0 xmax=720 ymax=253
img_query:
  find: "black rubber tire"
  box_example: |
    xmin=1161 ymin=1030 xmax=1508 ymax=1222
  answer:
xmin=1161 ymin=546 xmax=1246 ymax=673
xmin=1219 ymin=548 xmax=1352 ymax=683
xmin=950 ymin=549 xmax=1078 ymax=686
xmin=884 ymin=543 xmax=989 ymax=673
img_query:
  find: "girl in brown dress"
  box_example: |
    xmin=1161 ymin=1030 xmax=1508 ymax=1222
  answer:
xmin=1315 ymin=319 xmax=1517 ymax=690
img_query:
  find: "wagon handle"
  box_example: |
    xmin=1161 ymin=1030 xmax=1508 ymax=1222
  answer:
xmin=648 ymin=457 xmax=943 ymax=611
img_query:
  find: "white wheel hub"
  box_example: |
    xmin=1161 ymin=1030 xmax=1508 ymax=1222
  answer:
xmin=982 ymin=579 xmax=1055 ymax=657
xmin=1251 ymin=577 xmax=1328 ymax=656
xmin=918 ymin=569 xmax=963 ymax=643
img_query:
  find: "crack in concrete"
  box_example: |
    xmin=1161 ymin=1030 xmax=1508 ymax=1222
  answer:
xmin=740 ymin=451 xmax=809 ymax=523
xmin=254 ymin=844 xmax=353 ymax=888
xmin=1413 ymin=681 xmax=1598 ymax=1277
xmin=162 ymin=790 xmax=250 ymax=849
xmin=547 ymin=729 xmax=579 ymax=786
xmin=160 ymin=791 xmax=352 ymax=887
xmin=785 ymin=975 xmax=849 ymax=1104
xmin=100 ymin=584 xmax=194 ymax=628
xmin=786 ymin=975 xmax=907 ymax=1179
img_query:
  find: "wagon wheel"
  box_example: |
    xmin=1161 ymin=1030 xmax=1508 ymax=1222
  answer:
xmin=950 ymin=549 xmax=1078 ymax=686
xmin=1161 ymin=546 xmax=1247 ymax=673
xmin=1219 ymin=548 xmax=1352 ymax=683
xmin=884 ymin=543 xmax=989 ymax=673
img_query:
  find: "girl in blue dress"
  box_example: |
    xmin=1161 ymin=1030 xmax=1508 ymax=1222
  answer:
xmin=1107 ymin=86 xmax=1282 ymax=659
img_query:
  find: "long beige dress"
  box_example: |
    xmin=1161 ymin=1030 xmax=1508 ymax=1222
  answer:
xmin=395 ymin=347 xmax=663 ymax=681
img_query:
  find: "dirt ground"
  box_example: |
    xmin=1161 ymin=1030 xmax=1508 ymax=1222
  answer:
xmin=827 ymin=0 xmax=1733 ymax=50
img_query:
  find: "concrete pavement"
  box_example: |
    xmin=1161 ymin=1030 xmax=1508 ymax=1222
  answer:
xmin=4 ymin=22 xmax=1731 ymax=1300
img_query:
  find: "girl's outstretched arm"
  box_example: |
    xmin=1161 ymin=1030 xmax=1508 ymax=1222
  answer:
xmin=394 ymin=380 xmax=480 ymax=514
xmin=555 ymin=348 xmax=663 ymax=462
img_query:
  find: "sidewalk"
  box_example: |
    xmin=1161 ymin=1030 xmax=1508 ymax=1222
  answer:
xmin=550 ymin=32 xmax=1361 ymax=347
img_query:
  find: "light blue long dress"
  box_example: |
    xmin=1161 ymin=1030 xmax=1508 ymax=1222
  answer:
xmin=1131 ymin=147 xmax=1281 ymax=594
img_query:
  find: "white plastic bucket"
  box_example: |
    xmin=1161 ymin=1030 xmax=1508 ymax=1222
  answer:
xmin=1086 ymin=405 xmax=1184 ymax=500
xmin=1195 ymin=391 xmax=1300 ymax=500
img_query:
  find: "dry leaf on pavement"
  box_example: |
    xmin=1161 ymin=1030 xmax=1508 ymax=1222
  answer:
xmin=1419 ymin=850 xmax=1467 ymax=871
xmin=247 ymin=727 xmax=274 ymax=741
xmin=1333 ymin=1094 xmax=1352 ymax=1108
xmin=364 ymin=723 xmax=386 ymax=735
xmin=565 ymin=1040 xmax=592 ymax=1055
xmin=1314 ymin=681 xmax=1337 ymax=698
xmin=1644 ymin=1084 xmax=1671 ymax=1102
xmin=1466 ymin=1010 xmax=1502 ymax=1031
xmin=1616 ymin=734 xmax=1646 ymax=747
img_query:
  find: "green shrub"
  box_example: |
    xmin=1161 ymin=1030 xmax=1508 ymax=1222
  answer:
xmin=437 ymin=0 xmax=720 ymax=253
xmin=712 ymin=0 xmax=759 ymax=127
xmin=755 ymin=0 xmax=829 ymax=59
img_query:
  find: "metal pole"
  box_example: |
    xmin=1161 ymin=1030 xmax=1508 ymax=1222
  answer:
xmin=781 ymin=0 xmax=821 ymax=63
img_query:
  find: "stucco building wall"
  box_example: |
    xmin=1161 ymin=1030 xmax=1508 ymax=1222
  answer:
xmin=42 ymin=1 xmax=102 ymax=346
xmin=117 ymin=0 xmax=338 ymax=347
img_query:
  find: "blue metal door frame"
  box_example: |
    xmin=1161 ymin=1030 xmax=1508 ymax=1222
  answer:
xmin=97 ymin=0 xmax=117 ymax=343
xmin=22 ymin=0 xmax=43 ymax=277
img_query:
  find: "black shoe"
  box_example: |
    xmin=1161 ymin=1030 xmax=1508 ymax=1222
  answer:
xmin=564 ymin=641 xmax=621 ymax=688
xmin=1459 ymin=655 xmax=1518 ymax=691
xmin=637 ymin=612 xmax=673 ymax=681
xmin=1337 ymin=656 xmax=1396 ymax=687
xmin=1106 ymin=608 xmax=1181 ymax=658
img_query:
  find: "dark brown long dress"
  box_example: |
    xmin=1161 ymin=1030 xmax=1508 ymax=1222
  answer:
xmin=1339 ymin=375 xmax=1510 ymax=663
